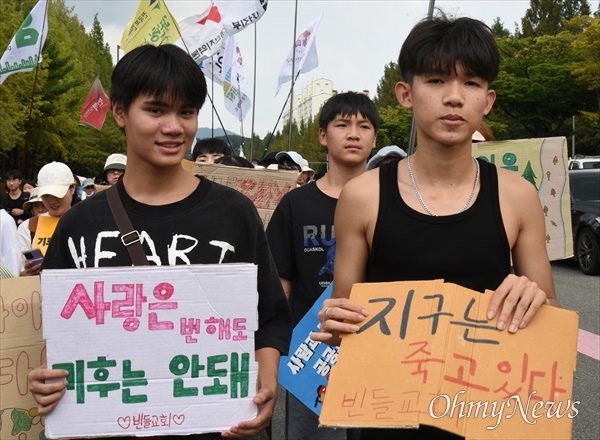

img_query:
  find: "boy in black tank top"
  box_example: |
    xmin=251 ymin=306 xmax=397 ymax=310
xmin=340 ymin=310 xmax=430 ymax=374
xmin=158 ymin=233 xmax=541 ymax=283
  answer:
xmin=311 ymin=13 xmax=559 ymax=440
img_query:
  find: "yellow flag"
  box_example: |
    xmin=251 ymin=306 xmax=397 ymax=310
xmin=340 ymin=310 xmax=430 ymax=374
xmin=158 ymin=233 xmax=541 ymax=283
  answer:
xmin=120 ymin=0 xmax=181 ymax=55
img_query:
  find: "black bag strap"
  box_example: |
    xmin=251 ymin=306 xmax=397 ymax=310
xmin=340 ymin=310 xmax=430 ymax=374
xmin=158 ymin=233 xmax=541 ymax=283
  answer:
xmin=105 ymin=185 xmax=149 ymax=266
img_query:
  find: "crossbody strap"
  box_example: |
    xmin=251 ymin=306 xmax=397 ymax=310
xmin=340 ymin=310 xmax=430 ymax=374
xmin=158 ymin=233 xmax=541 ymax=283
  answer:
xmin=105 ymin=185 xmax=149 ymax=266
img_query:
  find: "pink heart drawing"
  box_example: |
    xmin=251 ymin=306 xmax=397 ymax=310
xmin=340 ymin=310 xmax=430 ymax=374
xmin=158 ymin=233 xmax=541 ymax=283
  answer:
xmin=172 ymin=414 xmax=185 ymax=425
xmin=117 ymin=416 xmax=131 ymax=429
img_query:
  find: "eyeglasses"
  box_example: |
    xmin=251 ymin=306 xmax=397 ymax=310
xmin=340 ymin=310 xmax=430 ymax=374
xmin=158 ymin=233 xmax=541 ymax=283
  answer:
xmin=84 ymin=186 xmax=95 ymax=189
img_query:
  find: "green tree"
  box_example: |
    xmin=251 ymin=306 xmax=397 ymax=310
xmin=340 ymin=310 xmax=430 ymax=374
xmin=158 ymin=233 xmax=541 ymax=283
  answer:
xmin=491 ymin=17 xmax=512 ymax=38
xmin=521 ymin=161 xmax=539 ymax=189
xmin=521 ymin=0 xmax=591 ymax=37
xmin=373 ymin=62 xmax=401 ymax=109
xmin=491 ymin=31 xmax=596 ymax=148
xmin=570 ymin=16 xmax=600 ymax=151
xmin=0 ymin=0 xmax=125 ymax=178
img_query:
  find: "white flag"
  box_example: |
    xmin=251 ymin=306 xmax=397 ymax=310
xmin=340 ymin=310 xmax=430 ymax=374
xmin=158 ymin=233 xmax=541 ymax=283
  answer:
xmin=0 ymin=0 xmax=48 ymax=85
xmin=201 ymin=53 xmax=224 ymax=86
xmin=215 ymin=0 xmax=269 ymax=36
xmin=275 ymin=12 xmax=323 ymax=95
xmin=179 ymin=2 xmax=228 ymax=63
xmin=222 ymin=35 xmax=252 ymax=122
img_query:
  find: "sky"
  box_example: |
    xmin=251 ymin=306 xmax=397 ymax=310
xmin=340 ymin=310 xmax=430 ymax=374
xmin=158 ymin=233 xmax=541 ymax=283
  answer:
xmin=64 ymin=0 xmax=600 ymax=141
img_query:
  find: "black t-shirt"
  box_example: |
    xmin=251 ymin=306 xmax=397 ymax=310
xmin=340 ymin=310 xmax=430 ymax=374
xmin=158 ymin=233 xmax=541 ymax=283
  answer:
xmin=2 ymin=190 xmax=31 ymax=224
xmin=266 ymin=182 xmax=337 ymax=324
xmin=43 ymin=177 xmax=292 ymax=355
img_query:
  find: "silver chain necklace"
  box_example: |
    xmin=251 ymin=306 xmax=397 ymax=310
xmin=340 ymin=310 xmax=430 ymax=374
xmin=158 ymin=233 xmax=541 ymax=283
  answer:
xmin=407 ymin=155 xmax=480 ymax=217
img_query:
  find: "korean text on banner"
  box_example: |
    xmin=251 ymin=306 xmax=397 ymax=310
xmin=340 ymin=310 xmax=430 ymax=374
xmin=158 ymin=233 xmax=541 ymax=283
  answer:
xmin=80 ymin=76 xmax=110 ymax=130
xmin=473 ymin=136 xmax=571 ymax=261
xmin=222 ymin=35 xmax=252 ymax=122
xmin=216 ymin=0 xmax=269 ymax=36
xmin=120 ymin=0 xmax=181 ymax=55
xmin=179 ymin=2 xmax=227 ymax=63
xmin=0 ymin=0 xmax=48 ymax=85
xmin=320 ymin=280 xmax=579 ymax=439
xmin=279 ymin=284 xmax=338 ymax=416
xmin=276 ymin=12 xmax=323 ymax=95
xmin=0 ymin=276 xmax=46 ymax=440
xmin=41 ymin=264 xmax=259 ymax=438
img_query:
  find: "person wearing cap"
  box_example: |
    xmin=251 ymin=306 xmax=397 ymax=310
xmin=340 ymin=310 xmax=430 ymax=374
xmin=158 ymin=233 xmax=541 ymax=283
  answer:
xmin=18 ymin=162 xmax=75 ymax=277
xmin=297 ymin=159 xmax=315 ymax=186
xmin=102 ymin=153 xmax=127 ymax=185
xmin=82 ymin=178 xmax=96 ymax=198
xmin=366 ymin=145 xmax=407 ymax=170
xmin=275 ymin=150 xmax=303 ymax=173
xmin=266 ymin=92 xmax=380 ymax=440
xmin=28 ymin=44 xmax=291 ymax=439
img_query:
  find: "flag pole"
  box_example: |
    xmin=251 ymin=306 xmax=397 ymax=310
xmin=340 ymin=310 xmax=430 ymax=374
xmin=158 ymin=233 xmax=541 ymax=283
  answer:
xmin=177 ymin=28 xmax=230 ymax=145
xmin=237 ymin=74 xmax=245 ymax=157
xmin=250 ymin=23 xmax=258 ymax=161
xmin=21 ymin=0 xmax=49 ymax=174
xmin=211 ymin=55 xmax=215 ymax=138
xmin=261 ymin=70 xmax=301 ymax=158
xmin=287 ymin=0 xmax=299 ymax=152
xmin=407 ymin=0 xmax=436 ymax=155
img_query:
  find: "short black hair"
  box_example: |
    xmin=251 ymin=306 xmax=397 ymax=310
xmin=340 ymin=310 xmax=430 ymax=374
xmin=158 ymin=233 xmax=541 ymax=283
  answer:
xmin=399 ymin=14 xmax=499 ymax=86
xmin=4 ymin=169 xmax=22 ymax=181
xmin=215 ymin=155 xmax=255 ymax=168
xmin=111 ymin=44 xmax=207 ymax=112
xmin=192 ymin=138 xmax=232 ymax=161
xmin=318 ymin=92 xmax=380 ymax=132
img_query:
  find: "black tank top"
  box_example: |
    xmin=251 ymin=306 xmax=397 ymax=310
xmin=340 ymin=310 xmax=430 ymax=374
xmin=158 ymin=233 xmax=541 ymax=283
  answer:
xmin=367 ymin=158 xmax=510 ymax=293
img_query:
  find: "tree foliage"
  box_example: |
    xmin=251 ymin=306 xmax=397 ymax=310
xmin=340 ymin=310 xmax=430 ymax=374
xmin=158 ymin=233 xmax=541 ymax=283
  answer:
xmin=521 ymin=0 xmax=591 ymax=37
xmin=0 ymin=0 xmax=125 ymax=180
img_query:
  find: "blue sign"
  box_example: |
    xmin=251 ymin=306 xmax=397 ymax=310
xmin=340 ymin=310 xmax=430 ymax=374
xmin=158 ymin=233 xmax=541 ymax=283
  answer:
xmin=278 ymin=284 xmax=339 ymax=415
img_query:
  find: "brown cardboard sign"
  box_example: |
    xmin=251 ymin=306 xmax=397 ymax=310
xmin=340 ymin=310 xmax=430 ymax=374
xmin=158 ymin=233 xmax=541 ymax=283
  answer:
xmin=0 ymin=276 xmax=47 ymax=440
xmin=193 ymin=163 xmax=298 ymax=227
xmin=320 ymin=280 xmax=579 ymax=439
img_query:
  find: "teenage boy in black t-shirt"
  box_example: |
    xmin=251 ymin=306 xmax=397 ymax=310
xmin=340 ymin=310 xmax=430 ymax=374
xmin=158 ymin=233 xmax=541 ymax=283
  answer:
xmin=28 ymin=44 xmax=292 ymax=440
xmin=266 ymin=92 xmax=380 ymax=440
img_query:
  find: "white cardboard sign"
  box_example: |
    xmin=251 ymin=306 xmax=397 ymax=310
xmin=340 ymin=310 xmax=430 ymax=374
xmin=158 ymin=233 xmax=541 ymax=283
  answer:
xmin=41 ymin=264 xmax=258 ymax=438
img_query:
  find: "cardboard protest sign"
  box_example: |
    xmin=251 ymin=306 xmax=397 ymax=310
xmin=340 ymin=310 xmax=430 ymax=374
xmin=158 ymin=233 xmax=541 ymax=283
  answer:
xmin=0 ymin=276 xmax=47 ymax=440
xmin=41 ymin=264 xmax=259 ymax=438
xmin=473 ymin=136 xmax=571 ymax=261
xmin=279 ymin=284 xmax=339 ymax=415
xmin=32 ymin=215 xmax=59 ymax=256
xmin=193 ymin=163 xmax=298 ymax=228
xmin=320 ymin=280 xmax=579 ymax=439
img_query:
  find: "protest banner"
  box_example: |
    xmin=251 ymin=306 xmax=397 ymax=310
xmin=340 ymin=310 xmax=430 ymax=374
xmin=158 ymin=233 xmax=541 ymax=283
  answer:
xmin=279 ymin=284 xmax=338 ymax=415
xmin=320 ymin=280 xmax=579 ymax=439
xmin=41 ymin=264 xmax=259 ymax=438
xmin=0 ymin=276 xmax=46 ymax=440
xmin=473 ymin=136 xmax=571 ymax=261
xmin=193 ymin=163 xmax=297 ymax=227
